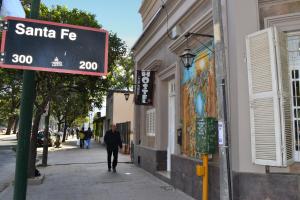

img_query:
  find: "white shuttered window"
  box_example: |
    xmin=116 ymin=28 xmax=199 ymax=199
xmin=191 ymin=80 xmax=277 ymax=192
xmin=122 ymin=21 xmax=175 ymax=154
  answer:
xmin=146 ymin=108 xmax=156 ymax=136
xmin=246 ymin=27 xmax=294 ymax=167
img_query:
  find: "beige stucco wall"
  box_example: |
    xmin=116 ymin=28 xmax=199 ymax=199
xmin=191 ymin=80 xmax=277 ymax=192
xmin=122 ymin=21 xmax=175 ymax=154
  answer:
xmin=133 ymin=0 xmax=213 ymax=152
xmin=226 ymin=0 xmax=300 ymax=173
xmin=225 ymin=0 xmax=264 ymax=173
xmin=134 ymin=0 xmax=300 ymax=174
xmin=112 ymin=93 xmax=134 ymax=131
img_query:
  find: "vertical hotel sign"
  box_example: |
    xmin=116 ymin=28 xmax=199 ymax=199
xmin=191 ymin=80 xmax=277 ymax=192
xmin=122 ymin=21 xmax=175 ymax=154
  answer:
xmin=135 ymin=70 xmax=154 ymax=105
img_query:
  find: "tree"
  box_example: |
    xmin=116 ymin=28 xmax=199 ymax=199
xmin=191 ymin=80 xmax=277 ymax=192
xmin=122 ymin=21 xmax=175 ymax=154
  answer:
xmin=0 ymin=69 xmax=23 ymax=134
xmin=0 ymin=1 xmax=132 ymax=176
xmin=52 ymin=90 xmax=90 ymax=142
xmin=108 ymin=53 xmax=135 ymax=90
xmin=22 ymin=4 xmax=129 ymax=177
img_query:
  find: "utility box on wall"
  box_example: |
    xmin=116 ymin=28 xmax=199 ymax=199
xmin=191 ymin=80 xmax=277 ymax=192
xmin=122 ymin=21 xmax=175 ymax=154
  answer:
xmin=196 ymin=117 xmax=218 ymax=154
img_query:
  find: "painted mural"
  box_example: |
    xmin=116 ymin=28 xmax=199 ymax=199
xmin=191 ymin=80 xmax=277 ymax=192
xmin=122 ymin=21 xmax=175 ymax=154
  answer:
xmin=181 ymin=43 xmax=217 ymax=158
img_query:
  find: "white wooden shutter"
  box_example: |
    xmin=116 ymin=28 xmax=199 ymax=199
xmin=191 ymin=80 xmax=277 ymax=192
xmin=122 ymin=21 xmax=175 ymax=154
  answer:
xmin=246 ymin=27 xmax=294 ymax=167
xmin=275 ymin=29 xmax=294 ymax=166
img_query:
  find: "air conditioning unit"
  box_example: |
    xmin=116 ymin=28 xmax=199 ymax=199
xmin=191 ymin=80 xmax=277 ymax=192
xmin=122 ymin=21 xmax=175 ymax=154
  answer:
xmin=246 ymin=27 xmax=294 ymax=167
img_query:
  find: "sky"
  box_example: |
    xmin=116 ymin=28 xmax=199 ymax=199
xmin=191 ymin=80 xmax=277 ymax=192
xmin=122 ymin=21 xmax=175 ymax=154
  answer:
xmin=41 ymin=1 xmax=143 ymax=117
xmin=42 ymin=0 xmax=143 ymax=48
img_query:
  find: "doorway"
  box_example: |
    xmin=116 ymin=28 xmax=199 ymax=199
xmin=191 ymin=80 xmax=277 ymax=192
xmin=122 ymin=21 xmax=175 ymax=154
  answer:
xmin=167 ymin=79 xmax=176 ymax=171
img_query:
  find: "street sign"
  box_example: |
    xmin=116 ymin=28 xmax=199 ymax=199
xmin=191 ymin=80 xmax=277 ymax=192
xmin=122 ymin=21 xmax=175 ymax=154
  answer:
xmin=0 ymin=16 xmax=108 ymax=76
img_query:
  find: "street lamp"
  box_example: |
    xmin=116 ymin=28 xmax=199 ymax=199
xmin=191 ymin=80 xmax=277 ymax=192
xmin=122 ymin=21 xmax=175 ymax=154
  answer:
xmin=179 ymin=32 xmax=214 ymax=70
xmin=124 ymin=92 xmax=130 ymax=101
xmin=180 ymin=48 xmax=195 ymax=70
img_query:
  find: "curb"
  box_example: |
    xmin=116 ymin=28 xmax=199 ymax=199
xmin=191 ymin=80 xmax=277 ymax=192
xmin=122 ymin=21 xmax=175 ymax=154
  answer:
xmin=28 ymin=174 xmax=45 ymax=185
xmin=0 ymin=182 xmax=11 ymax=193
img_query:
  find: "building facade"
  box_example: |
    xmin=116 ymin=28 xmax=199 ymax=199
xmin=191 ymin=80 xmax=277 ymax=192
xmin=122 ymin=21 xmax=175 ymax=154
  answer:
xmin=105 ymin=90 xmax=134 ymax=153
xmin=105 ymin=91 xmax=134 ymax=130
xmin=132 ymin=0 xmax=300 ymax=199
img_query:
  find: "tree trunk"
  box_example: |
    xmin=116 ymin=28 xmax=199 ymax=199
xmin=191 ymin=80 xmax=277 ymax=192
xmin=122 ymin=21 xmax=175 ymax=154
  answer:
xmin=13 ymin=115 xmax=19 ymax=135
xmin=5 ymin=116 xmax=15 ymax=135
xmin=42 ymin=104 xmax=50 ymax=166
xmin=62 ymin=120 xmax=67 ymax=142
xmin=57 ymin=122 xmax=63 ymax=132
xmin=27 ymin=112 xmax=42 ymax=178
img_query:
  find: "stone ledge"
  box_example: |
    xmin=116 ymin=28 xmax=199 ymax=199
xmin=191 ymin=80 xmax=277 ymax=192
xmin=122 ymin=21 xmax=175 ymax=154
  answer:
xmin=8 ymin=174 xmax=45 ymax=187
xmin=28 ymin=174 xmax=45 ymax=185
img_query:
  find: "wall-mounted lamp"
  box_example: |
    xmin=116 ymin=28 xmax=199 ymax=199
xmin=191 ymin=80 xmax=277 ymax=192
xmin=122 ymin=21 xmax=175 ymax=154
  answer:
xmin=180 ymin=32 xmax=214 ymax=70
xmin=180 ymin=48 xmax=195 ymax=70
xmin=124 ymin=92 xmax=130 ymax=101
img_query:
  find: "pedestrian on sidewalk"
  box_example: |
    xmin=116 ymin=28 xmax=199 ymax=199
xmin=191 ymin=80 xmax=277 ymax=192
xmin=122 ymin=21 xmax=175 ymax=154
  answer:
xmin=79 ymin=127 xmax=85 ymax=149
xmin=104 ymin=124 xmax=122 ymax=173
xmin=76 ymin=127 xmax=80 ymax=139
xmin=85 ymin=127 xmax=93 ymax=149
xmin=71 ymin=128 xmax=74 ymax=138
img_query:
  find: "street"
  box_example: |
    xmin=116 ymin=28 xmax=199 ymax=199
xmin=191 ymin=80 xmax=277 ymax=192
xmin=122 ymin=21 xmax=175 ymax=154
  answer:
xmin=0 ymin=134 xmax=17 ymax=150
xmin=0 ymin=138 xmax=194 ymax=200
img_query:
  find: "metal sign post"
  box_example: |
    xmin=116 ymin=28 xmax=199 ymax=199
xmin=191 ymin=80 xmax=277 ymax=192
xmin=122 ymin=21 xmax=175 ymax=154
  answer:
xmin=13 ymin=2 xmax=40 ymax=200
xmin=212 ymin=0 xmax=233 ymax=199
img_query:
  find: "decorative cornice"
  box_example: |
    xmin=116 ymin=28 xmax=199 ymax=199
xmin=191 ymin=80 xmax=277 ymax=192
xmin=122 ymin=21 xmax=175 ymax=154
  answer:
xmin=139 ymin=0 xmax=158 ymax=28
xmin=132 ymin=0 xmax=183 ymax=52
xmin=133 ymin=0 xmax=211 ymax=63
xmin=158 ymin=63 xmax=176 ymax=80
xmin=144 ymin=59 xmax=162 ymax=71
xmin=168 ymin=9 xmax=213 ymax=54
xmin=264 ymin=12 xmax=300 ymax=30
xmin=258 ymin=0 xmax=300 ymax=7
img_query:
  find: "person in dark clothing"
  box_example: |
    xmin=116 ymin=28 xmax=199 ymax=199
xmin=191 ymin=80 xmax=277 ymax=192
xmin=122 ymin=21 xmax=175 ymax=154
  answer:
xmin=85 ymin=127 xmax=93 ymax=149
xmin=76 ymin=128 xmax=80 ymax=139
xmin=104 ymin=124 xmax=122 ymax=172
xmin=79 ymin=127 xmax=85 ymax=149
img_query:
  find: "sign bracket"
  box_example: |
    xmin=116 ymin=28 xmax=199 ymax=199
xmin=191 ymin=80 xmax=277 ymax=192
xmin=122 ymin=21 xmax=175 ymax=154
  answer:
xmin=0 ymin=52 xmax=5 ymax=63
xmin=0 ymin=20 xmax=8 ymax=31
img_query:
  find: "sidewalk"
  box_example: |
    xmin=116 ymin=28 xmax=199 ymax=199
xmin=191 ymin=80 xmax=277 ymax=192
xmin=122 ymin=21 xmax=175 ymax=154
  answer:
xmin=0 ymin=133 xmax=17 ymax=192
xmin=0 ymin=139 xmax=195 ymax=200
xmin=0 ymin=149 xmax=15 ymax=192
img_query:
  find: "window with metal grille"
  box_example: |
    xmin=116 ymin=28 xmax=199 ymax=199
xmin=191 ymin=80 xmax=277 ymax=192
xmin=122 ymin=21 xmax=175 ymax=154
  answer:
xmin=288 ymin=33 xmax=300 ymax=162
xmin=146 ymin=108 xmax=155 ymax=136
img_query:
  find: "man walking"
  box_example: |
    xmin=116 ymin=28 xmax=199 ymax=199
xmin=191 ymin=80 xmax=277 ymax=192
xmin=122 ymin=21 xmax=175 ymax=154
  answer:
xmin=104 ymin=124 xmax=122 ymax=172
xmin=85 ymin=127 xmax=93 ymax=149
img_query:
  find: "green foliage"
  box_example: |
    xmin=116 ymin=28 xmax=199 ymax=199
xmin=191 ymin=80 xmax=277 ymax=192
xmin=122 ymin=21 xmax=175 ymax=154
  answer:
xmin=23 ymin=3 xmax=128 ymax=118
xmin=107 ymin=53 xmax=134 ymax=90
xmin=0 ymin=69 xmax=23 ymax=124
xmin=0 ymin=2 xmax=134 ymax=127
xmin=73 ymin=116 xmax=89 ymax=127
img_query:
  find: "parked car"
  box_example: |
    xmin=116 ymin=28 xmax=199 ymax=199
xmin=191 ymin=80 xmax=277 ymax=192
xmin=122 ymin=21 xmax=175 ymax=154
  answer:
xmin=37 ymin=131 xmax=55 ymax=147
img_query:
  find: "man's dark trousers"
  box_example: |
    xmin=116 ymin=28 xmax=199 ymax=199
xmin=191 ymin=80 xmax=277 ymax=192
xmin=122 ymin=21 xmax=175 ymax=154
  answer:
xmin=107 ymin=147 xmax=118 ymax=169
xmin=80 ymin=139 xmax=84 ymax=148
